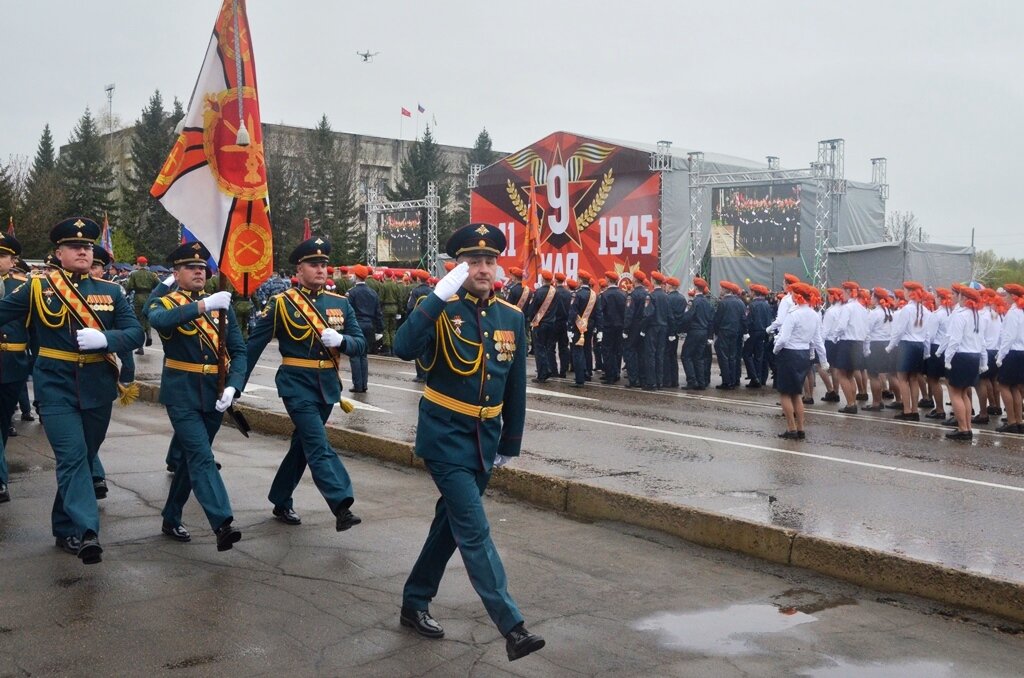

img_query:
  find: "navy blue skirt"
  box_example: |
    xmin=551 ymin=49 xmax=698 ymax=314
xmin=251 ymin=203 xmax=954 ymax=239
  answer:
xmin=833 ymin=340 xmax=863 ymax=371
xmin=865 ymin=341 xmax=890 ymax=375
xmin=824 ymin=340 xmax=838 ymax=366
xmin=948 ymin=352 xmax=982 ymax=389
xmin=998 ymin=350 xmax=1024 ymax=386
xmin=924 ymin=343 xmax=945 ymax=379
xmin=776 ymin=348 xmax=811 ymax=395
xmin=980 ymin=349 xmax=998 ymax=380
xmin=896 ymin=340 xmax=925 ymax=375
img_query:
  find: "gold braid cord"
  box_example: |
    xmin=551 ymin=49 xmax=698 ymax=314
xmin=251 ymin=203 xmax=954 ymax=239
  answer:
xmin=576 ymin=169 xmax=614 ymax=231
xmin=416 ymin=311 xmax=484 ymax=378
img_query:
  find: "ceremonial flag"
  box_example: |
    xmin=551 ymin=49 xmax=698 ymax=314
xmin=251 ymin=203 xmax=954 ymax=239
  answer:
xmin=100 ymin=212 xmax=114 ymax=257
xmin=417 ymin=103 xmax=425 ymax=113
xmin=401 ymin=107 xmax=412 ymax=118
xmin=302 ymin=216 xmax=311 ymax=241
xmin=6 ymin=216 xmax=13 ymax=237
xmin=181 ymin=224 xmax=219 ymax=273
xmin=150 ymin=0 xmax=272 ymax=296
xmin=521 ymin=176 xmax=541 ymax=284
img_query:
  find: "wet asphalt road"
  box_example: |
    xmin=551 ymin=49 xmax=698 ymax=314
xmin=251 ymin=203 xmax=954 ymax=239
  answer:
xmin=130 ymin=343 xmax=1024 ymax=585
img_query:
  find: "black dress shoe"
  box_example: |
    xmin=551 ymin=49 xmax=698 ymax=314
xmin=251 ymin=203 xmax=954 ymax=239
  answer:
xmin=987 ymin=406 xmax=1002 ymax=416
xmin=273 ymin=506 xmax=302 ymax=525
xmin=796 ymin=430 xmax=806 ymax=440
xmin=942 ymin=417 xmax=958 ymax=427
xmin=946 ymin=429 xmax=973 ymax=441
xmin=55 ymin=535 xmax=81 ymax=555
xmin=93 ymin=479 xmax=108 ymax=499
xmin=856 ymin=393 xmax=869 ymax=401
xmin=970 ymin=414 xmax=990 ymax=425
xmin=570 ymin=383 xmax=585 ymax=388
xmin=335 ymin=507 xmax=362 ymax=532
xmin=145 ymin=336 xmax=153 ymax=347
xmin=885 ymin=402 xmax=904 ymax=410
xmin=166 ymin=464 xmax=177 ymax=473
xmin=838 ymin=405 xmax=858 ymax=414
xmin=802 ymin=396 xmax=814 ymax=405
xmin=161 ymin=523 xmax=192 ymax=542
xmin=746 ymin=381 xmax=762 ymax=388
xmin=7 ymin=425 xmax=16 ymax=438
xmin=506 ymin=623 xmax=545 ymax=661
xmin=778 ymin=430 xmax=799 ymax=439
xmin=20 ymin=412 xmax=35 ymax=422
xmin=895 ymin=412 xmax=920 ymax=421
xmin=531 ymin=377 xmax=548 ymax=384
xmin=925 ymin=410 xmax=946 ymax=419
xmin=881 ymin=390 xmax=895 ymax=399
xmin=78 ymin=532 xmax=103 ymax=565
xmin=215 ymin=522 xmax=242 ymax=551
xmin=135 ymin=348 xmax=144 ymax=356
xmin=0 ymin=482 xmax=9 ymax=503
xmin=400 ymin=607 xmax=445 ymax=639
xmin=996 ymin=423 xmax=1020 ymax=433
xmin=918 ymin=398 xmax=935 ymax=408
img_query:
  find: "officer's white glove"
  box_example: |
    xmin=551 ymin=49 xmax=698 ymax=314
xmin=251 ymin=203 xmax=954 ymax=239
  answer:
xmin=863 ymin=345 xmax=871 ymax=357
xmin=707 ymin=338 xmax=714 ymax=346
xmin=321 ymin=327 xmax=344 ymax=348
xmin=945 ymin=361 xmax=953 ymax=371
xmin=767 ymin=326 xmax=777 ymax=336
xmin=494 ymin=454 xmax=510 ymax=468
xmin=597 ymin=332 xmax=603 ymax=341
xmin=76 ymin=328 xmax=107 ymax=351
xmin=215 ymin=386 xmax=237 ymax=413
xmin=742 ymin=333 xmax=750 ymax=342
xmin=375 ymin=333 xmax=383 ymax=341
xmin=820 ymin=361 xmax=830 ymax=371
xmin=567 ymin=331 xmax=573 ymax=342
xmin=997 ymin=358 xmax=1003 ymax=368
xmin=162 ymin=274 xmax=175 ymax=287
xmin=979 ymin=359 xmax=988 ymax=375
xmin=204 ymin=291 xmax=232 ymax=312
xmin=396 ymin=314 xmax=402 ymax=320
xmin=884 ymin=345 xmax=893 ymax=354
xmin=622 ymin=332 xmax=628 ymax=339
xmin=433 ymin=261 xmax=469 ymax=300
xmin=668 ymin=335 xmax=677 ymax=342
xmin=640 ymin=331 xmax=646 ymax=338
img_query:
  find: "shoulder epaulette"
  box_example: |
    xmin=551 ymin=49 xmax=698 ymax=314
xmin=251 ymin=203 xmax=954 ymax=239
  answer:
xmin=10 ymin=273 xmax=27 ymax=282
xmin=496 ymin=298 xmax=523 ymax=313
xmin=91 ymin=277 xmax=122 ymax=289
xmin=324 ymin=291 xmax=345 ymax=299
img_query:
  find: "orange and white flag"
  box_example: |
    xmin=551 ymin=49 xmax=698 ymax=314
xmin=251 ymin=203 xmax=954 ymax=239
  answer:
xmin=150 ymin=0 xmax=272 ymax=296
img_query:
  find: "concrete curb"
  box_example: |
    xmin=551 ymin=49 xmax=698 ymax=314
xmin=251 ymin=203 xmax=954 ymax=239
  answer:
xmin=135 ymin=382 xmax=1024 ymax=623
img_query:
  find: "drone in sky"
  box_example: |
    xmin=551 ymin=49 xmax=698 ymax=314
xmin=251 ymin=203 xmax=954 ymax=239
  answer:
xmin=357 ymin=50 xmax=379 ymax=63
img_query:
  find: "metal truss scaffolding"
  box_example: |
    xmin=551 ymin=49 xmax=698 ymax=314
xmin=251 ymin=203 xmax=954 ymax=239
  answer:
xmin=365 ymin=182 xmax=440 ymax=271
xmin=686 ymin=139 xmax=846 ymax=288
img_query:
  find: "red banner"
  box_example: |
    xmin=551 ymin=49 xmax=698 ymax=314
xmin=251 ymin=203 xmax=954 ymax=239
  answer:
xmin=472 ymin=132 xmax=660 ymax=284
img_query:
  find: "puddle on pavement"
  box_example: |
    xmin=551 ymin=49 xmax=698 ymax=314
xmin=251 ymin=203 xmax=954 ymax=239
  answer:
xmin=633 ymin=603 xmax=816 ymax=655
xmin=800 ymin=659 xmax=956 ymax=677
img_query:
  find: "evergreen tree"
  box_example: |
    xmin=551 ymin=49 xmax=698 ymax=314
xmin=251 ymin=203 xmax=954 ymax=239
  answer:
xmin=20 ymin=125 xmax=66 ymax=257
xmin=59 ymin=108 xmax=115 ymax=221
xmin=0 ymin=162 xmax=17 ymax=229
xmin=123 ymin=90 xmax=180 ymax=259
xmin=296 ymin=115 xmax=360 ymax=263
xmin=25 ymin=123 xmax=56 ymax=196
xmin=264 ymin=128 xmax=304 ymax=271
xmin=387 ymin=125 xmax=456 ymax=257
xmin=452 ymin=127 xmax=500 ymax=228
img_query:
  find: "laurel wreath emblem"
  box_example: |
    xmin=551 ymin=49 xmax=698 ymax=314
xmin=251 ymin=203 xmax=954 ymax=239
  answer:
xmin=576 ymin=169 xmax=614 ymax=231
xmin=507 ymin=180 xmax=529 ymax=221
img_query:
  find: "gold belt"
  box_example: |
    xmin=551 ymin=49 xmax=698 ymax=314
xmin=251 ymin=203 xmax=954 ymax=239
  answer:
xmin=0 ymin=342 xmax=27 ymax=352
xmin=38 ymin=347 xmax=106 ymax=364
xmin=423 ymin=385 xmax=502 ymax=419
xmin=164 ymin=358 xmax=221 ymax=374
xmin=281 ymin=356 xmax=336 ymax=369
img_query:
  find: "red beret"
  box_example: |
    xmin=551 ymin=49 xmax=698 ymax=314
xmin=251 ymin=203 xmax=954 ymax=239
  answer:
xmin=666 ymin=277 xmax=681 ymax=287
xmin=541 ymin=269 xmax=554 ymax=281
xmin=693 ymin=277 xmax=708 ymax=290
xmin=566 ymin=278 xmax=578 ymax=289
xmin=605 ymin=270 xmax=619 ymax=282
xmin=783 ymin=273 xmax=800 ymax=284
xmin=633 ymin=271 xmax=647 ymax=283
xmin=137 ymin=256 xmax=148 ymax=265
xmin=651 ymin=271 xmax=665 ymax=283
xmin=841 ymin=281 xmax=860 ymax=291
xmin=554 ymin=272 xmax=566 ymax=282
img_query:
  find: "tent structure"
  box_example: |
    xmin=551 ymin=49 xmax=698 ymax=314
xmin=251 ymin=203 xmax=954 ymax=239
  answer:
xmin=827 ymin=241 xmax=974 ymax=290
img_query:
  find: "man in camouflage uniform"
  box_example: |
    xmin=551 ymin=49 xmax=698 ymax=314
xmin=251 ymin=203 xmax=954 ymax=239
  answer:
xmin=124 ymin=256 xmax=160 ymax=354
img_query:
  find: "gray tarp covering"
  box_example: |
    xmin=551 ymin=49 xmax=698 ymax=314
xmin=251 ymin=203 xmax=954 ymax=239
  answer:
xmin=827 ymin=241 xmax=974 ymax=290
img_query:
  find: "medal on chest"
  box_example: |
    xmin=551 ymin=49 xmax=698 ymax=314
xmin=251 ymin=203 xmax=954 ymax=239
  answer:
xmin=493 ymin=329 xmax=516 ymax=362
xmin=451 ymin=315 xmax=464 ymax=335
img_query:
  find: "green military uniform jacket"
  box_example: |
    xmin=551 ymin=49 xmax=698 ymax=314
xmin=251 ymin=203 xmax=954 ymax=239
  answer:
xmin=0 ymin=270 xmax=142 ymax=411
xmin=245 ymin=286 xmax=367 ymax=404
xmin=148 ymin=288 xmax=247 ymax=412
xmin=125 ymin=267 xmax=160 ymax=307
xmin=393 ymin=287 xmax=527 ymax=470
xmin=0 ymin=273 xmax=31 ymax=384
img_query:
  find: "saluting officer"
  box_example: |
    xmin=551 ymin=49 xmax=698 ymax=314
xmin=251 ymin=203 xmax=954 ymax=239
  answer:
xmin=245 ymin=237 xmax=367 ymax=531
xmin=393 ymin=223 xmax=545 ymax=662
xmin=0 ymin=218 xmax=143 ymax=563
xmin=147 ymin=241 xmax=245 ymax=551
xmin=0 ymin=231 xmax=29 ymax=504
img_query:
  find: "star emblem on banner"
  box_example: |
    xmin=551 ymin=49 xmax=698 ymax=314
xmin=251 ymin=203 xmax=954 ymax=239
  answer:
xmin=527 ymin=145 xmax=594 ymax=250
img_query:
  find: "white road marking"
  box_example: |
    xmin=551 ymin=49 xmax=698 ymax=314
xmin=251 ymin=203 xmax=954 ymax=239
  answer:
xmin=526 ymin=408 xmax=1024 ymax=494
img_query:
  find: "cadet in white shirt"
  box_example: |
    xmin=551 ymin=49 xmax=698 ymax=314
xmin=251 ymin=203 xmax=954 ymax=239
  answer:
xmin=829 ymin=282 xmax=869 ymax=413
xmin=773 ymin=283 xmax=828 ymax=440
xmin=863 ymin=288 xmax=895 ymax=410
xmin=942 ymin=286 xmax=988 ymax=440
xmin=923 ymin=289 xmax=956 ymax=420
xmin=995 ymin=284 xmax=1024 ymax=433
xmin=884 ymin=282 xmax=932 ymax=421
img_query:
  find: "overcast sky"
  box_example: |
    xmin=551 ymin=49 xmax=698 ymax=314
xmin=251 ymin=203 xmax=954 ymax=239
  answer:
xmin=2 ymin=1 xmax=1020 ymax=256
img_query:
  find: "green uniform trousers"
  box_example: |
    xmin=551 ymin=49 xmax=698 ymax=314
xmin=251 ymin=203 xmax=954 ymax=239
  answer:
xmin=403 ymin=460 xmax=523 ymax=635
xmin=161 ymin=406 xmax=233 ymax=531
xmin=268 ymin=399 xmax=354 ymax=515
xmin=43 ymin=403 xmax=111 ymax=538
